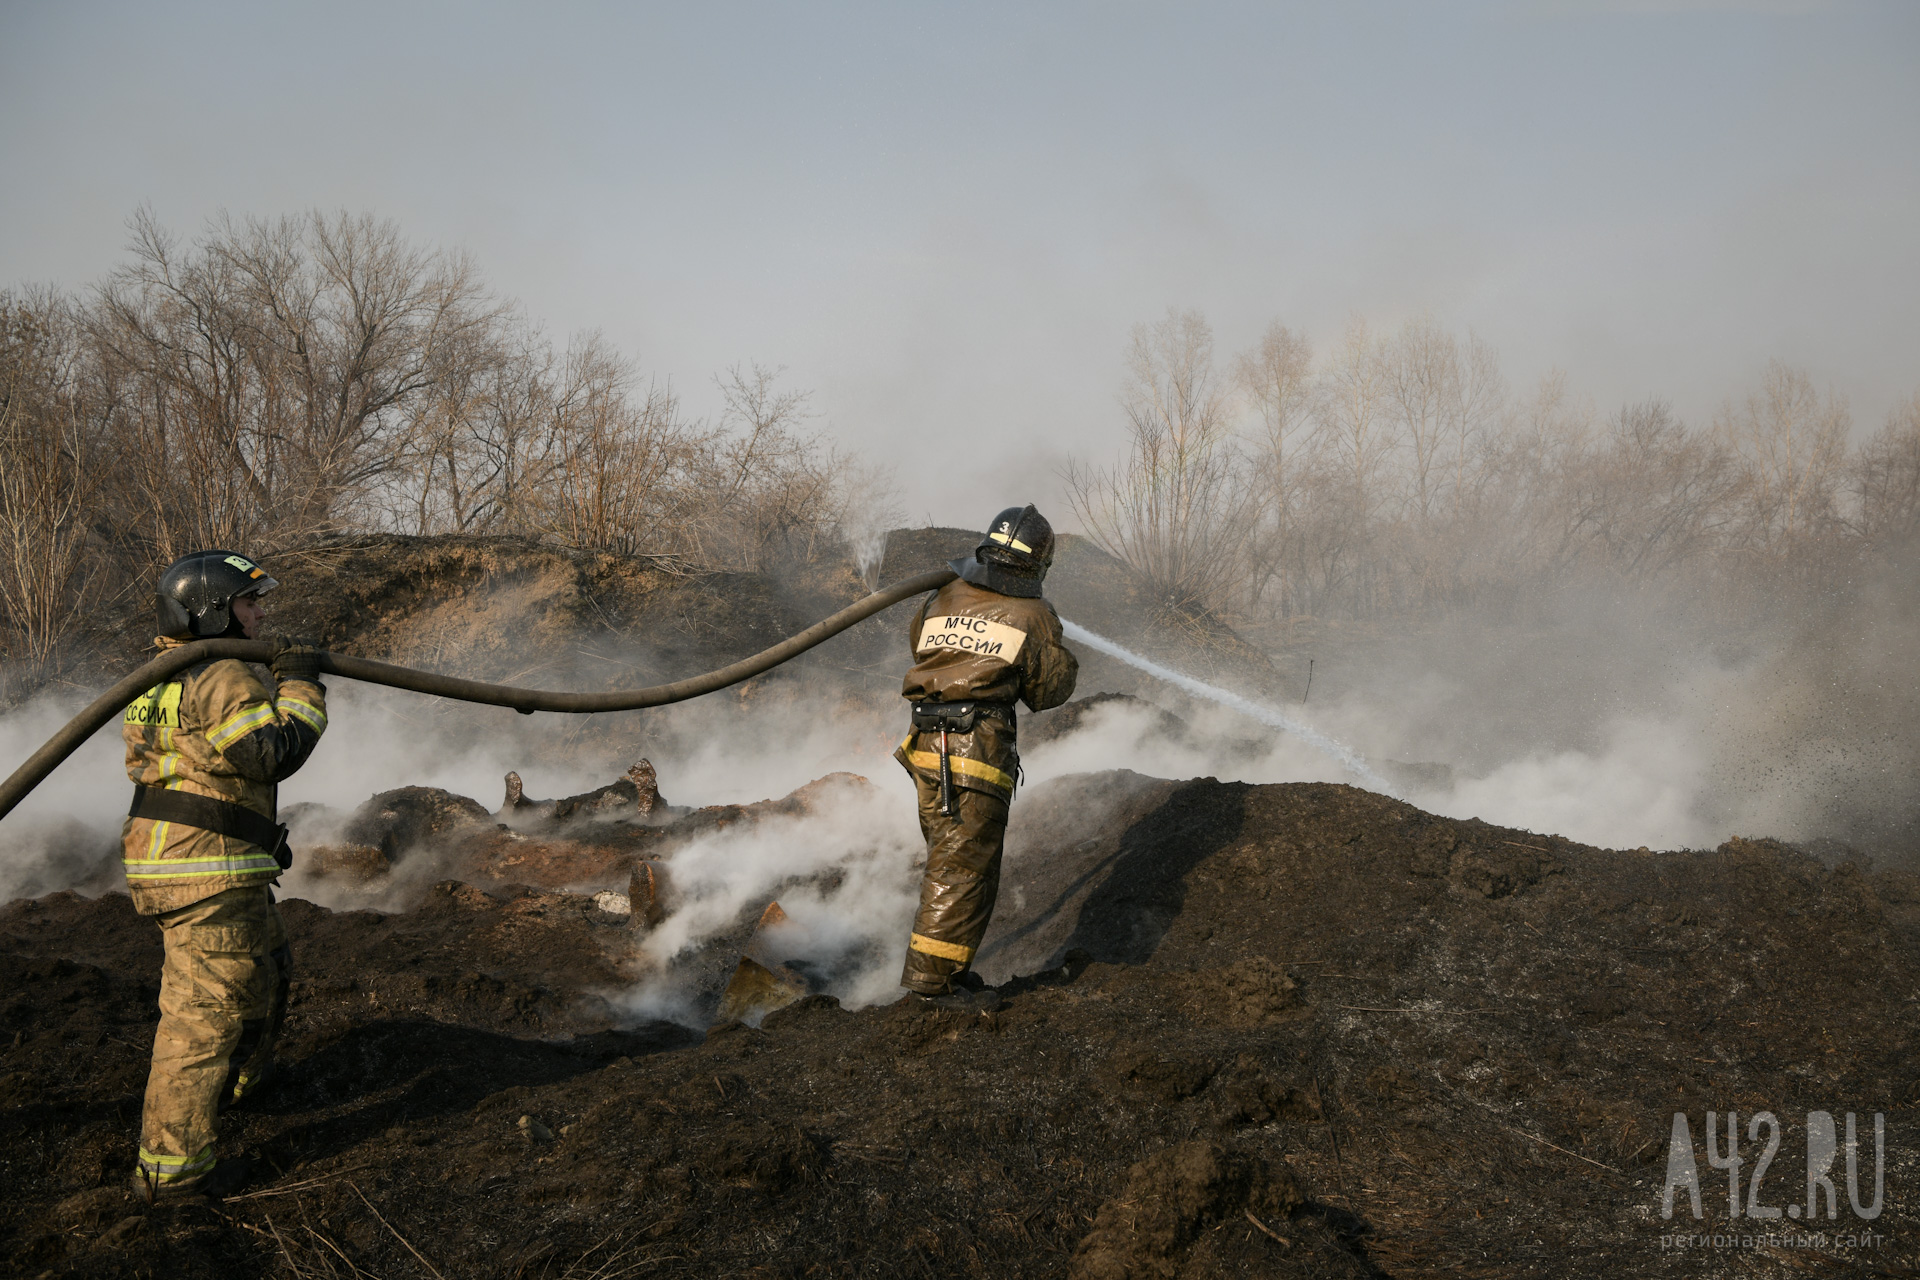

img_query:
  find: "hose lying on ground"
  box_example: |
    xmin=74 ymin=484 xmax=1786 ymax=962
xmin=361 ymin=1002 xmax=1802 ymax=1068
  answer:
xmin=0 ymin=566 xmax=959 ymax=825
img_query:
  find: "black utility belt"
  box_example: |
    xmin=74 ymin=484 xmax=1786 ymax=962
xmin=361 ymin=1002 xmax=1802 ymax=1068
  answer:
xmin=129 ymin=785 xmax=293 ymax=870
xmin=909 ymin=700 xmax=1014 ymax=734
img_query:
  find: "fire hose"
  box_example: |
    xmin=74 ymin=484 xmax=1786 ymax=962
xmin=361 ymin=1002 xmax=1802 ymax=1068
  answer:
xmin=0 ymin=566 xmax=959 ymax=825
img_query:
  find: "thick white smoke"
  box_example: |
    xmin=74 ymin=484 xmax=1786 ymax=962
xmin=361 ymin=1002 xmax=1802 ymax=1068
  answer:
xmin=1035 ymin=635 xmax=1729 ymax=851
xmin=4 ymin=554 xmax=1914 ymax=1015
xmin=1047 ymin=574 xmax=1919 ymax=860
xmin=616 ymin=771 xmax=925 ymax=1023
xmin=1022 ymin=697 xmax=1353 ymax=793
xmin=1419 ymin=714 xmax=1716 ymax=851
xmin=0 ymin=690 xmax=128 ymax=903
xmin=1060 ymin=620 xmax=1398 ymax=795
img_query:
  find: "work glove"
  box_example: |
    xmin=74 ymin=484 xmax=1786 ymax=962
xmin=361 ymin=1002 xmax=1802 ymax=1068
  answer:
xmin=270 ymin=638 xmax=325 ymax=687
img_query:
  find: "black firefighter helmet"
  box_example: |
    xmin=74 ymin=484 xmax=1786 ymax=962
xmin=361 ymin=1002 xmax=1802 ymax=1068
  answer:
xmin=155 ymin=550 xmax=279 ymax=640
xmin=950 ymin=505 xmax=1055 ymax=599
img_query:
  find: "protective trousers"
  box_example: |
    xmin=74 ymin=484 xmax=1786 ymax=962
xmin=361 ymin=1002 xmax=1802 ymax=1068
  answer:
xmin=900 ymin=772 xmax=1009 ymax=995
xmin=136 ymin=884 xmax=290 ymax=1189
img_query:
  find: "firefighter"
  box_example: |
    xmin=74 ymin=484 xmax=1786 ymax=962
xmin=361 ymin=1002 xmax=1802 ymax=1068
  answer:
xmin=895 ymin=505 xmax=1078 ymax=1009
xmin=122 ymin=551 xmax=327 ymax=1200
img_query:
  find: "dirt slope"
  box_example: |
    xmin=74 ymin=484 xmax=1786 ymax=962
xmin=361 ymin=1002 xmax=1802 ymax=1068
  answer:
xmin=61 ymin=527 xmax=1265 ymax=701
xmin=4 ymin=764 xmax=1916 ymax=1278
xmin=70 ymin=535 xmax=857 ymax=684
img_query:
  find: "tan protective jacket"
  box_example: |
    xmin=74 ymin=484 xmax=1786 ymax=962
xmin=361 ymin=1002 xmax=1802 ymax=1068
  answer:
xmin=894 ymin=578 xmax=1078 ymax=802
xmin=120 ymin=639 xmax=327 ymax=914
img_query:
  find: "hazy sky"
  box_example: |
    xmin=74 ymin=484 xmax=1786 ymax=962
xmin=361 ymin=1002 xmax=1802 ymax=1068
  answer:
xmin=4 ymin=1 xmax=1915 ymax=526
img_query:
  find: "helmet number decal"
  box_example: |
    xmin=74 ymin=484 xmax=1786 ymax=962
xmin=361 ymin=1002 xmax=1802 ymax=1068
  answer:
xmin=223 ymin=555 xmax=265 ymax=579
xmin=916 ymin=615 xmax=1027 ymax=661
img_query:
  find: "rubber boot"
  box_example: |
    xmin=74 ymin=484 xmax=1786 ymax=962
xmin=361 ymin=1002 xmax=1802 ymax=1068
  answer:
xmin=134 ymin=1155 xmax=254 ymax=1204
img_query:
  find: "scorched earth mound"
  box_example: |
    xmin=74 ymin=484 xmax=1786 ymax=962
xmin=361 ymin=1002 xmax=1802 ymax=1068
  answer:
xmin=4 ymin=763 xmax=1917 ymax=1278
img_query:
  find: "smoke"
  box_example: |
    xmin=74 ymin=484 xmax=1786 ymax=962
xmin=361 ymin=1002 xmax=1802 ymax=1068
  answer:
xmin=1427 ymin=714 xmax=1716 ymax=851
xmin=280 ymin=682 xmax=614 ymax=819
xmin=259 ymin=672 xmax=933 ymax=1020
xmin=1060 ymin=620 xmax=1397 ymax=795
xmin=259 ymin=669 xmax=912 ymax=905
xmin=4 ymin=539 xmax=1913 ymax=1041
xmin=1389 ymin=576 xmax=1920 ymax=858
xmin=1016 ymin=681 xmax=1737 ymax=852
xmin=615 ymin=772 xmax=924 ymax=1024
xmin=0 ymin=688 xmax=128 ymax=903
xmin=1022 ymin=697 xmax=1354 ymax=795
xmin=1043 ymin=565 xmax=1920 ymax=860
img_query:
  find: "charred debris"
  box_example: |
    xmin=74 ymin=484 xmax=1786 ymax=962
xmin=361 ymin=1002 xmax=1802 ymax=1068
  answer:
xmin=5 ymin=735 xmax=1918 ymax=1277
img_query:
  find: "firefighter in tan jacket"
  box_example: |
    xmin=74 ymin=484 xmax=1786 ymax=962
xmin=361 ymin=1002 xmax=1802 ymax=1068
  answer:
xmin=895 ymin=506 xmax=1077 ymax=1008
xmin=123 ymin=551 xmax=327 ymax=1199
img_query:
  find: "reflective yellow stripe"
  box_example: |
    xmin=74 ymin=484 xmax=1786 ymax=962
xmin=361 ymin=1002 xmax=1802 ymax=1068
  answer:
xmin=139 ymin=777 xmax=191 ymax=860
xmin=207 ymin=702 xmax=277 ymax=750
xmin=903 ymin=749 xmax=1015 ymax=791
xmin=987 ymin=530 xmax=1033 ymax=554
xmin=124 ymin=852 xmax=280 ymax=880
xmin=276 ymin=695 xmax=325 ymax=733
xmin=910 ymin=933 xmax=975 ymax=963
xmin=138 ymin=1144 xmax=215 ymax=1180
xmin=127 ymin=849 xmax=278 ymax=864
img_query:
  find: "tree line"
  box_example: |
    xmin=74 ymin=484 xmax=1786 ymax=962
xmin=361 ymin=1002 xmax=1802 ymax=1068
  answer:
xmin=6 ymin=212 xmax=1916 ymax=689
xmin=0 ymin=210 xmax=889 ymax=688
xmin=1067 ymin=309 xmax=1920 ymax=627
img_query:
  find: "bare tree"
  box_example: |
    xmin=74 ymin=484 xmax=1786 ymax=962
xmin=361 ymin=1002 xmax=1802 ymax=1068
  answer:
xmin=516 ymin=336 xmax=703 ymax=560
xmin=1382 ymin=315 xmax=1456 ymax=528
xmin=1315 ymin=317 xmax=1398 ymax=522
xmin=1233 ymin=321 xmax=1314 ymax=614
xmin=1308 ymin=317 xmax=1403 ymax=615
xmin=697 ymin=362 xmax=845 ymax=571
xmin=0 ymin=209 xmax=923 ymax=698
xmin=1550 ymin=399 xmax=1734 ymax=585
xmin=1374 ymin=317 xmax=1509 ymax=607
xmin=397 ymin=323 xmax=558 ymax=535
xmin=1067 ymin=309 xmax=1255 ymax=615
xmin=0 ymin=292 xmax=110 ymax=681
xmin=1444 ymin=333 xmax=1505 ymax=519
xmin=1715 ymin=360 xmax=1851 ymax=558
xmin=88 ymin=209 xmax=499 ymax=558
xmin=1479 ymin=370 xmax=1590 ymax=593
xmin=1853 ymin=391 xmax=1920 ymax=549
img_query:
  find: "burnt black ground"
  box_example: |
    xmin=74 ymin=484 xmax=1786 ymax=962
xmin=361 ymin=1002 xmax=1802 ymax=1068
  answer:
xmin=4 ymin=770 xmax=1918 ymax=1279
